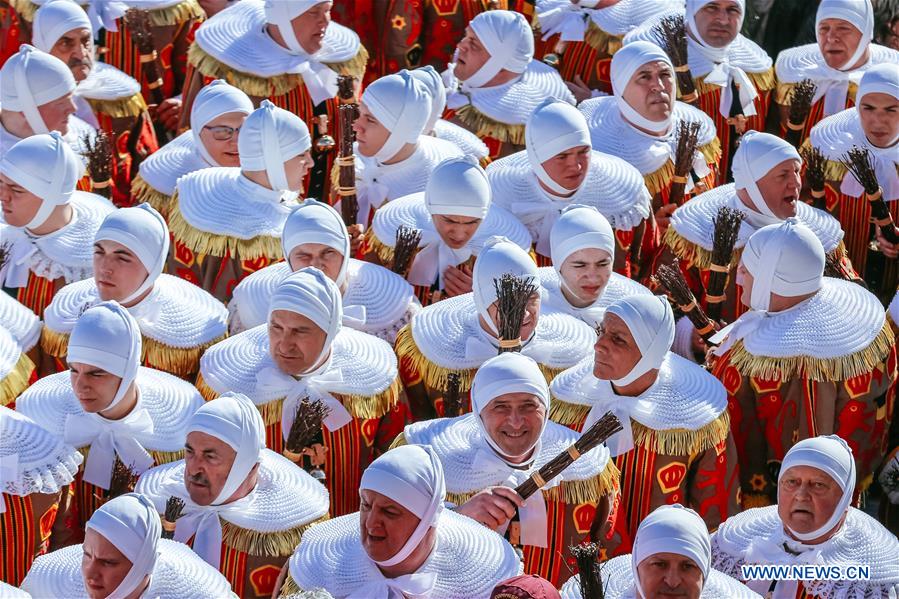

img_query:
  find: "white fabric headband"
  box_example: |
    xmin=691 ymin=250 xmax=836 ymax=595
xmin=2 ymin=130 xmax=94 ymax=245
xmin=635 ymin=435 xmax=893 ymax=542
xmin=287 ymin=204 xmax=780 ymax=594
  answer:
xmin=732 ymin=131 xmax=801 ymax=222
xmin=282 ymin=199 xmax=351 ymax=287
xmin=425 ymin=155 xmax=491 ymax=219
xmin=33 ymin=0 xmax=92 ymax=52
xmin=816 ymin=0 xmax=874 ymax=71
xmin=472 ymin=236 xmax=539 ymax=336
xmin=361 ymin=70 xmax=430 ymax=162
xmin=1 ymin=45 xmax=76 ymax=135
xmin=464 ymin=10 xmax=533 ymax=89
xmin=190 ymin=80 xmax=254 ymax=167
xmin=605 ymin=294 xmax=675 ymax=386
xmin=611 ymin=41 xmax=674 ymax=134
xmin=525 ymin=99 xmax=592 ymax=196
xmin=410 ymin=66 xmax=447 ymax=134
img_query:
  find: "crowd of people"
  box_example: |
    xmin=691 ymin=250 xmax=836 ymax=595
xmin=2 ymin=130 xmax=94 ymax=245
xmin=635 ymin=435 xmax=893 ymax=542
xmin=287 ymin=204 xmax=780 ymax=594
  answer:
xmin=0 ymin=0 xmax=898 ymax=598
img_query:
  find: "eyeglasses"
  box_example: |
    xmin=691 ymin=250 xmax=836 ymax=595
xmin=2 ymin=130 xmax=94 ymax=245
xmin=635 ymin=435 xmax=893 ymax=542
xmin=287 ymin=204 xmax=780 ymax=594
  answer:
xmin=203 ymin=125 xmax=240 ymax=141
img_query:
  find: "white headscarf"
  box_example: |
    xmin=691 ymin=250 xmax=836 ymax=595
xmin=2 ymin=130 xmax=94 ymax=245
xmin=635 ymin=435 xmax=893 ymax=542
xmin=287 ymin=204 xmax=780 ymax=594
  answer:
xmin=611 ymin=41 xmax=675 ymax=134
xmin=94 ymin=203 xmax=169 ymax=305
xmin=472 ymin=236 xmax=539 ymax=336
xmin=525 ymin=99 xmax=592 ymax=196
xmin=410 ymin=66 xmax=447 ymax=135
xmin=85 ymin=493 xmax=161 ymax=599
xmin=732 ymin=131 xmax=802 ymax=227
xmin=360 ymin=70 xmax=431 ymax=162
xmin=463 ymin=10 xmax=534 ymax=89
xmin=32 ymin=0 xmax=92 ymax=52
xmin=281 ymin=199 xmax=351 ymax=288
xmin=605 ymin=294 xmax=675 ymax=387
xmin=407 ymin=155 xmax=491 ymax=287
xmin=0 ymin=131 xmax=82 ymax=230
xmin=631 ymin=504 xmax=712 ymax=599
xmin=858 ymin=62 xmax=899 ymax=147
xmin=238 ymin=100 xmax=311 ymax=192
xmin=0 ymin=44 xmax=76 ymax=135
xmin=189 ymin=80 xmax=254 ymax=167
xmin=549 ymin=204 xmax=615 ymax=312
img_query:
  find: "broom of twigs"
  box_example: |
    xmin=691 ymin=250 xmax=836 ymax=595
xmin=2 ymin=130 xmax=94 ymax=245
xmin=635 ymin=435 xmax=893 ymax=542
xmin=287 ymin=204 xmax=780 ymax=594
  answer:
xmin=652 ymin=15 xmax=698 ymax=105
xmin=572 ymin=542 xmax=604 ymax=599
xmin=442 ymin=372 xmax=464 ymax=418
xmin=669 ymin=121 xmax=702 ymax=207
xmin=106 ymin=459 xmax=139 ymax=499
xmin=705 ymin=207 xmax=744 ymax=322
xmin=785 ymin=79 xmax=818 ymax=148
xmin=123 ymin=8 xmax=171 ymax=142
xmin=391 ymin=225 xmax=422 ymax=277
xmin=652 ymin=260 xmax=717 ymax=342
xmin=802 ymin=146 xmax=827 ymax=210
xmin=493 ymin=273 xmax=539 ymax=353
xmin=841 ymin=146 xmax=899 ymax=245
xmin=284 ymin=396 xmax=330 ymax=465
xmin=161 ymin=496 xmax=185 ymax=539
xmin=82 ymin=130 xmax=114 ymax=200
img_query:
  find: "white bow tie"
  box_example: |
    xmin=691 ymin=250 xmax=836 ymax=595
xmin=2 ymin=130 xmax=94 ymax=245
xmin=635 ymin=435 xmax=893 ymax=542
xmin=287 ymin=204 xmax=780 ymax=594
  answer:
xmin=688 ymin=37 xmax=759 ymax=118
xmin=537 ymin=3 xmax=589 ymax=42
xmin=407 ymin=226 xmax=472 ymax=288
xmin=64 ymin=408 xmax=155 ymax=489
xmin=255 ymin=365 xmax=353 ymax=438
xmin=346 ymin=565 xmax=437 ymax=599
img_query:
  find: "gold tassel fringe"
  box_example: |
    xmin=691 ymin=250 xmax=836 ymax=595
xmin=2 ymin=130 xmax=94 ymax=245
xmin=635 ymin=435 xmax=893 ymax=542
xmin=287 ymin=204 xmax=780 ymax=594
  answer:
xmin=548 ymin=398 xmax=592 ymax=428
xmin=363 ymin=227 xmax=395 ymax=265
xmin=278 ymin=574 xmax=301 ymax=598
xmin=11 ymin=0 xmax=39 ymax=22
xmin=453 ymin=104 xmax=526 ymax=145
xmin=694 ymin=67 xmax=775 ymax=94
xmin=583 ymin=21 xmax=623 ymax=55
xmin=221 ymin=514 xmax=329 ymax=557
xmin=145 ymin=0 xmax=204 ymax=27
xmin=131 ymin=175 xmax=172 ymax=217
xmin=632 ymin=411 xmax=730 ymax=456
xmin=86 ymin=92 xmax=148 ymax=119
xmin=1 ymin=351 xmax=35 ymax=407
xmin=741 ymin=493 xmax=772 ymax=509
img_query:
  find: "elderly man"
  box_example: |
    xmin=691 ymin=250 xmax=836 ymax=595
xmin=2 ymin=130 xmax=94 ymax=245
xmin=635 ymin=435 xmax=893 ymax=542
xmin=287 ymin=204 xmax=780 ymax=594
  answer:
xmin=180 ymin=0 xmax=367 ymax=200
xmin=279 ymin=444 xmax=522 ymax=597
xmin=394 ymin=352 xmax=619 ymax=587
xmin=21 ymin=493 xmax=236 ymax=599
xmin=16 ymin=302 xmax=204 ymax=530
xmin=712 ymin=436 xmax=899 ymax=597
xmin=365 ymin=156 xmax=530 ymax=306
xmin=488 ymin=99 xmax=653 ymax=278
xmin=442 ymin=10 xmax=576 ymax=160
xmin=562 ymin=505 xmax=760 ymax=598
xmin=551 ymin=295 xmax=738 ymax=556
xmin=42 ymin=204 xmax=228 ymax=379
xmin=199 ymin=268 xmax=406 ymax=517
xmin=166 ymin=101 xmax=311 ymax=302
xmin=136 ymin=392 xmax=330 ymax=599
xmin=0 ymin=132 xmax=113 ymax=318
xmin=395 ymin=236 xmax=595 ymax=420
xmin=711 ymin=220 xmax=896 ymax=508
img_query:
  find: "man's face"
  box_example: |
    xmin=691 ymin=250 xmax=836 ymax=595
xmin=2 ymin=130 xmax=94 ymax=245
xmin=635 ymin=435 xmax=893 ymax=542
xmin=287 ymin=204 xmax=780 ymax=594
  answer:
xmin=540 ymin=145 xmax=591 ymax=192
xmin=593 ymin=312 xmax=641 ymax=380
xmin=755 ymin=158 xmax=802 ymax=219
xmin=559 ymin=248 xmax=613 ymax=304
xmin=69 ymin=362 xmax=121 ymax=414
xmin=735 ymin=260 xmax=755 ymax=309
xmin=692 ymin=1 xmax=741 ymax=48
xmin=183 ymin=431 xmax=237 ymax=506
xmin=288 ymin=243 xmax=345 ymax=282
xmin=479 ymin=392 xmax=546 ymax=461
xmin=432 ymin=214 xmax=482 ymax=250
xmin=283 ymin=151 xmax=314 ymax=192
xmin=777 ymin=465 xmax=844 ymax=539
xmin=0 ymin=173 xmax=43 ymax=227
xmin=81 ymin=528 xmax=134 ymax=599
xmin=359 ymin=489 xmax=420 ymax=562
xmin=291 ymin=1 xmax=332 ymax=55
xmin=817 ymin=18 xmax=864 ymax=69
xmin=453 ymin=27 xmax=490 ymax=81
xmin=352 ymin=102 xmax=390 ymax=158
xmin=621 ymin=61 xmax=675 ymax=123
xmin=38 ymin=93 xmax=77 ymax=135
xmin=50 ymin=27 xmax=93 ymax=82
xmin=485 ymin=291 xmax=540 ymax=342
xmin=198 ymin=111 xmax=246 ymax=167
xmin=268 ymin=309 xmax=328 ymax=375
xmin=858 ymin=92 xmax=899 ymax=148
xmin=93 ymin=239 xmax=150 ymax=302
xmin=636 ymin=552 xmax=705 ymax=599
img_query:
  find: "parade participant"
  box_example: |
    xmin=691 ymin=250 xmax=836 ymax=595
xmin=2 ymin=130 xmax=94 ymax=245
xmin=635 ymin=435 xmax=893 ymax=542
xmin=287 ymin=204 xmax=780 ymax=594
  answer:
xmin=166 ymin=100 xmax=311 ymax=302
xmin=774 ymin=0 xmax=898 ymax=146
xmin=488 ymin=99 xmax=653 ymax=278
xmin=395 ymin=352 xmax=619 ymax=586
xmin=0 ymin=290 xmax=41 ymax=373
xmin=198 ymin=268 xmax=406 ymax=516
xmin=279 ymin=444 xmax=523 ymax=597
xmin=15 ymin=302 xmax=204 ymax=530
xmin=443 ymin=9 xmax=576 ymax=160
xmin=133 ymin=80 xmax=252 ymax=216
xmin=710 ymin=220 xmax=895 ymax=507
xmin=364 ymin=155 xmax=530 ymax=306
xmin=42 ymin=204 xmax=228 ymax=380
xmin=21 ymin=493 xmax=237 ymax=599
xmin=135 ymin=392 xmax=330 ymax=598
xmin=551 ymin=295 xmax=738 ymax=556
xmin=230 ymin=199 xmax=420 ymax=343
xmin=395 ymin=236 xmax=595 ymax=420
xmin=0 ymin=407 xmax=82 ymax=585
xmin=32 ymin=0 xmax=159 ymax=207
xmin=0 ymin=132 xmax=114 ymax=318
xmin=179 ymin=0 xmax=368 ymax=200
xmin=712 ymin=436 xmax=899 ymax=598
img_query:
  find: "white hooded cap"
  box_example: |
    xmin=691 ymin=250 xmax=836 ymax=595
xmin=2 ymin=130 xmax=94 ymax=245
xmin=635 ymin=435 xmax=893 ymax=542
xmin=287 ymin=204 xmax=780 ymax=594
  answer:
xmin=816 ymin=0 xmax=874 ymax=70
xmin=858 ymin=63 xmax=899 ymax=146
xmin=425 ymin=155 xmax=491 ymax=219
xmin=410 ymin=66 xmax=447 ymax=135
xmin=360 ymin=70 xmax=431 ymax=162
xmin=464 ymin=10 xmax=534 ymax=88
xmin=611 ymin=41 xmax=675 ymax=134
xmin=732 ymin=131 xmax=802 ymax=223
xmin=0 ymin=44 xmax=76 ymax=135
xmin=281 ymin=199 xmax=351 ymax=287
xmin=605 ymin=294 xmax=675 ymax=387
xmin=472 ymin=236 xmax=539 ymax=336
xmin=238 ymin=100 xmax=311 ymax=192
xmin=32 ymin=0 xmax=92 ymax=52
xmin=549 ymin=204 xmax=615 ymax=271
xmin=190 ymin=80 xmax=254 ymax=167
xmin=525 ymin=99 xmax=592 ymax=196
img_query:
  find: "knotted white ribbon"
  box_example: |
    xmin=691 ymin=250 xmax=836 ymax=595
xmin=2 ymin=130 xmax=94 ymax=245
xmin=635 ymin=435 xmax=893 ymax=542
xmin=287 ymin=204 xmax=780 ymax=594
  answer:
xmin=538 ymin=3 xmax=589 ymax=42
xmin=580 ymin=376 xmax=655 ymax=457
xmin=710 ymin=310 xmax=769 ymax=356
xmin=687 ymin=37 xmax=758 ymax=117
xmin=346 ymin=566 xmax=437 ymax=599
xmin=356 ymin=159 xmax=391 ymax=226
xmin=289 ymin=60 xmax=339 ymax=106
xmin=812 ymin=69 xmax=865 ymax=118
xmin=742 ymin=525 xmax=824 ymax=598
xmin=407 ymin=226 xmax=472 ymax=288
xmin=3 ymin=230 xmax=38 ymax=288
xmin=255 ymin=364 xmax=353 ymax=437
xmin=0 ymin=453 xmax=18 ymax=514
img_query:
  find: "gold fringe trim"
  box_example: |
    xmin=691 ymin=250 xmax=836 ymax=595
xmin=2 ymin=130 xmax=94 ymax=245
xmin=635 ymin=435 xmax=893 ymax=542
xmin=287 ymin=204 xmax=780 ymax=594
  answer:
xmin=167 ymin=192 xmax=283 ymax=260
xmin=11 ymin=0 xmax=38 ymax=22
xmin=741 ymin=493 xmax=772 ymax=509
xmin=131 ymin=175 xmax=172 ymax=218
xmin=1 ymin=351 xmax=35 ymax=407
xmin=642 ymin=136 xmax=723 ymax=197
xmin=584 ymin=21 xmax=623 ymax=55
xmin=633 ymin=411 xmax=730 ymax=456
xmin=79 ymin=444 xmax=183 ymax=466
xmin=221 ymin=513 xmax=329 ymax=557
xmin=146 ymin=0 xmax=204 ymax=27
xmin=189 ymin=44 xmax=369 ymax=99
xmin=85 ymin=92 xmax=148 ymax=119
xmin=363 ymin=226 xmax=394 ymax=265
xmin=548 ymin=397 xmax=592 ymax=428
xmin=727 ymin=320 xmax=895 ymax=381
xmin=694 ymin=67 xmax=776 ymax=94
xmin=664 ymin=226 xmax=730 ymax=271
xmin=453 ymin=104 xmax=525 ymax=145
xmin=278 ymin=574 xmax=301 ymax=598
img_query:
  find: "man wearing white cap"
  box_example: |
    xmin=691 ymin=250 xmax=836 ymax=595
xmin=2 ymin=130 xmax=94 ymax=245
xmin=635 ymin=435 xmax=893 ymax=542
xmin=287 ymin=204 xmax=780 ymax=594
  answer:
xmin=365 ymin=155 xmax=530 ymax=306
xmin=625 ymin=0 xmax=775 ymax=177
xmin=713 ymin=435 xmax=899 ymax=598
xmin=551 ymin=294 xmax=738 ymax=557
xmin=394 ymin=352 xmax=618 ymax=587
xmin=166 ymin=100 xmax=312 ymax=302
xmin=136 ymin=392 xmax=330 ymax=598
xmin=230 ymin=198 xmax=420 ymax=343
xmin=488 ymin=99 xmax=653 ymax=278
xmin=774 ymin=0 xmax=898 ymax=147
xmin=280 ymin=443 xmax=522 ymax=597
xmin=348 ymin=69 xmax=462 ymax=227
xmin=32 ymin=0 xmax=160 ymax=206
xmin=396 ymin=236 xmax=595 ymax=420
xmin=562 ymin=504 xmax=760 ymax=598
xmin=662 ymin=130 xmax=851 ymax=323
xmin=180 ymin=0 xmax=368 ymax=200
xmin=710 ymin=220 xmax=895 ymax=508
xmin=0 ymin=132 xmax=114 ymax=318
xmin=198 ymin=268 xmax=405 ymax=517
xmin=22 ymin=492 xmax=237 ymax=599
xmin=16 ymin=301 xmax=205 ymax=530
xmin=443 ymin=9 xmax=576 ymax=161
xmin=42 ymin=204 xmax=228 ymax=380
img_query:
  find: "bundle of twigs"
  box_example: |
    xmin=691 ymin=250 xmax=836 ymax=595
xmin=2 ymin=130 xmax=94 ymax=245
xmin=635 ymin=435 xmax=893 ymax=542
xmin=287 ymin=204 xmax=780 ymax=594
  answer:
xmin=669 ymin=121 xmax=702 ymax=207
xmin=123 ymin=8 xmax=164 ymax=105
xmin=107 ymin=459 xmax=139 ymax=499
xmin=802 ymin=146 xmax=827 ymax=210
xmin=161 ymin=496 xmax=185 ymax=539
xmin=284 ymin=397 xmax=330 ymax=459
xmin=841 ymin=146 xmax=899 ymax=244
xmin=493 ymin=273 xmax=539 ymax=353
xmin=82 ymin=130 xmax=114 ymax=200
xmin=337 ymin=104 xmax=359 ymax=226
xmin=652 ymin=15 xmax=697 ymax=105
xmin=515 ymin=412 xmax=622 ymax=500
xmin=391 ymin=225 xmax=422 ymax=277
xmin=652 ymin=260 xmax=717 ymax=342
xmin=572 ymin=542 xmax=604 ymax=599
xmin=442 ymin=372 xmax=464 ymax=418
xmin=705 ymin=207 xmax=744 ymax=321
xmin=785 ymin=79 xmax=818 ymax=147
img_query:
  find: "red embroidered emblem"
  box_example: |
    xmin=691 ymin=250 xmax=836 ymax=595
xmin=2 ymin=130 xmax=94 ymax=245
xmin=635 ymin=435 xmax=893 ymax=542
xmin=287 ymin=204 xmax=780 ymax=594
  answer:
xmin=656 ymin=462 xmax=687 ymax=494
xmin=572 ymin=502 xmax=596 ymax=535
xmin=249 ymin=564 xmax=282 ymax=597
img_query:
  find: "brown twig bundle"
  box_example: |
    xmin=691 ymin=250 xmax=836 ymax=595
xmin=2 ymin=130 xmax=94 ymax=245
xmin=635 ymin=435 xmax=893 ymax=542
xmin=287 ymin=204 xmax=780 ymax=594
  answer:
xmin=842 ymin=146 xmax=899 ymax=244
xmin=161 ymin=496 xmax=185 ymax=539
xmin=337 ymin=104 xmax=359 ymax=226
xmin=802 ymin=146 xmax=827 ymax=210
xmin=443 ymin=372 xmax=463 ymax=418
xmin=493 ymin=273 xmax=539 ymax=353
xmin=706 ymin=207 xmax=744 ymax=321
xmin=572 ymin=542 xmax=604 ymax=599
xmin=652 ymin=15 xmax=698 ymax=104
xmin=107 ymin=459 xmax=139 ymax=499
xmin=337 ymin=75 xmax=356 ymax=103
xmin=786 ymin=79 xmax=818 ymax=148
xmin=82 ymin=130 xmax=114 ymax=199
xmin=652 ymin=260 xmax=717 ymax=341
xmin=669 ymin=121 xmax=702 ymax=207
xmin=284 ymin=397 xmax=330 ymax=459
xmin=391 ymin=225 xmax=422 ymax=276
xmin=515 ymin=412 xmax=623 ymax=500
xmin=123 ymin=8 xmax=165 ymax=105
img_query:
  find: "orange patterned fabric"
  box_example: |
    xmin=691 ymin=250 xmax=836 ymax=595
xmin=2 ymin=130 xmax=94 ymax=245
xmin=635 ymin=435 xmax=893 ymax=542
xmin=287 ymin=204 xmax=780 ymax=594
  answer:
xmin=0 ymin=491 xmax=68 ymax=586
